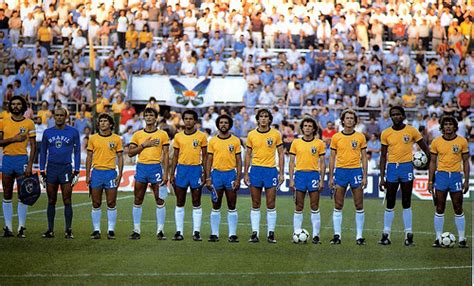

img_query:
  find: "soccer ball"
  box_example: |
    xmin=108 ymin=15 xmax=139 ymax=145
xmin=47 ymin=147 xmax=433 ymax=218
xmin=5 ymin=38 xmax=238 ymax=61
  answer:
xmin=412 ymin=151 xmax=428 ymax=168
xmin=440 ymin=232 xmax=456 ymax=248
xmin=293 ymin=229 xmax=309 ymax=243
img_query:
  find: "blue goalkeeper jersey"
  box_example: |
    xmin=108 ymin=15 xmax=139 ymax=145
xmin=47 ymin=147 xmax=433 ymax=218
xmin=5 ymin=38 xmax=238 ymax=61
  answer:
xmin=39 ymin=125 xmax=81 ymax=172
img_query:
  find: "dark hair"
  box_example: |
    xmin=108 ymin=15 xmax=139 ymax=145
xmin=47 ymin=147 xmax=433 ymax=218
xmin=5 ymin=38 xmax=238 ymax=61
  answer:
xmin=439 ymin=115 xmax=459 ymax=133
xmin=97 ymin=113 xmax=115 ymax=129
xmin=8 ymin=95 xmax=27 ymax=114
xmin=299 ymin=117 xmax=318 ymax=135
xmin=389 ymin=106 xmax=406 ymax=119
xmin=339 ymin=109 xmax=358 ymax=127
xmin=255 ymin=108 xmax=273 ymax=124
xmin=53 ymin=106 xmax=68 ymax=116
xmin=215 ymin=114 xmax=233 ymax=129
xmin=143 ymin=107 xmax=158 ymax=117
xmin=183 ymin=109 xmax=198 ymax=121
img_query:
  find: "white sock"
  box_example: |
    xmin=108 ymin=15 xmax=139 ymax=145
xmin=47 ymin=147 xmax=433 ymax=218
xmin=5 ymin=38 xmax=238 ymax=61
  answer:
xmin=175 ymin=206 xmax=185 ymax=234
xmin=267 ymin=208 xmax=277 ymax=234
xmin=333 ymin=209 xmax=342 ymax=237
xmin=156 ymin=204 xmax=166 ymax=232
xmin=2 ymin=199 xmax=13 ymax=231
xmin=434 ymin=212 xmax=444 ymax=240
xmin=132 ymin=204 xmax=142 ymax=233
xmin=455 ymin=213 xmax=465 ymax=241
xmin=91 ymin=208 xmax=101 ymax=231
xmin=210 ymin=209 xmax=221 ymax=236
xmin=17 ymin=202 xmax=28 ymax=229
xmin=228 ymin=209 xmax=238 ymax=236
xmin=193 ymin=206 xmax=202 ymax=233
xmin=311 ymin=209 xmax=320 ymax=237
xmin=250 ymin=208 xmax=260 ymax=235
xmin=356 ymin=209 xmax=365 ymax=240
xmin=383 ymin=208 xmax=395 ymax=235
xmin=403 ymin=207 xmax=413 ymax=234
xmin=107 ymin=207 xmax=117 ymax=232
xmin=293 ymin=211 xmax=303 ymax=232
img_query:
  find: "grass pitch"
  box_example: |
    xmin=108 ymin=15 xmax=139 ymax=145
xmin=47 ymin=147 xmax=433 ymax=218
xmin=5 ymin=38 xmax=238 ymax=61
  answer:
xmin=0 ymin=193 xmax=471 ymax=285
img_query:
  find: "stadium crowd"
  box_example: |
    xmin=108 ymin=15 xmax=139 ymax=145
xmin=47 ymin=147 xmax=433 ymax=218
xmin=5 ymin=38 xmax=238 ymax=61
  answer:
xmin=0 ymin=0 xmax=473 ymax=170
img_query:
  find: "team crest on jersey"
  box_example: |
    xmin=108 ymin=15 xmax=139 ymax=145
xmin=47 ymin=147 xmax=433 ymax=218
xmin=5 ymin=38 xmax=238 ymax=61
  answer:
xmin=109 ymin=142 xmax=115 ymax=149
xmin=311 ymin=146 xmax=317 ymax=155
xmin=228 ymin=144 xmax=235 ymax=153
xmin=452 ymin=145 xmax=460 ymax=153
xmin=351 ymin=140 xmax=358 ymax=149
xmin=192 ymin=139 xmax=199 ymax=148
xmin=19 ymin=127 xmax=26 ymax=134
xmin=267 ymin=138 xmax=273 ymax=147
xmin=403 ymin=134 xmax=410 ymax=143
xmin=55 ymin=140 xmax=62 ymax=148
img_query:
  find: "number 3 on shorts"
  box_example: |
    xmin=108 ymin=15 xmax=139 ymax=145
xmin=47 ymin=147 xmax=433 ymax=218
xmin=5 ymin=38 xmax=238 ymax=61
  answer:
xmin=272 ymin=178 xmax=277 ymax=186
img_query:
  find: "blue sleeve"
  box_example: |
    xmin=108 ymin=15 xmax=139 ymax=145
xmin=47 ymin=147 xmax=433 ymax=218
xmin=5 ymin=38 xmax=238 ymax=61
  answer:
xmin=39 ymin=130 xmax=48 ymax=171
xmin=73 ymin=129 xmax=81 ymax=171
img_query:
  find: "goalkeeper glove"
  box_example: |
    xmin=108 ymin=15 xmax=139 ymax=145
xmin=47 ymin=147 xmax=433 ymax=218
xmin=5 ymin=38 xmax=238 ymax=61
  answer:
xmin=40 ymin=172 xmax=47 ymax=189
xmin=71 ymin=170 xmax=80 ymax=187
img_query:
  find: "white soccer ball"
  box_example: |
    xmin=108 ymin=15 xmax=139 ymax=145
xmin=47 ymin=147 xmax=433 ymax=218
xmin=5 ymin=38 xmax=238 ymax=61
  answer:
xmin=293 ymin=229 xmax=309 ymax=243
xmin=440 ymin=232 xmax=456 ymax=248
xmin=412 ymin=151 xmax=428 ymax=168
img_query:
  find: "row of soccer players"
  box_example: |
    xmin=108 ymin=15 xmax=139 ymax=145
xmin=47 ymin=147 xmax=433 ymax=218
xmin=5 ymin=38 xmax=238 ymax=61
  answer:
xmin=0 ymin=96 xmax=469 ymax=246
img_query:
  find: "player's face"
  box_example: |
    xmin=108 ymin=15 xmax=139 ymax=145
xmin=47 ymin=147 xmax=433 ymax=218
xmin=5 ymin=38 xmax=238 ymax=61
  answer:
xmin=144 ymin=112 xmax=157 ymax=126
xmin=257 ymin=112 xmax=270 ymax=127
xmin=390 ymin=109 xmax=404 ymax=125
xmin=54 ymin=110 xmax=66 ymax=126
xmin=442 ymin=120 xmax=455 ymax=135
xmin=10 ymin=100 xmax=23 ymax=115
xmin=218 ymin=118 xmax=230 ymax=133
xmin=98 ymin=118 xmax=111 ymax=132
xmin=183 ymin=114 xmax=196 ymax=130
xmin=342 ymin=113 xmax=356 ymax=129
xmin=302 ymin=121 xmax=315 ymax=136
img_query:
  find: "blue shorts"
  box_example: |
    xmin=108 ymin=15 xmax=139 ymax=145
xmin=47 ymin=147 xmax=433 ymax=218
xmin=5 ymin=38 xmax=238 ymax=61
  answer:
xmin=249 ymin=166 xmax=278 ymax=189
xmin=46 ymin=163 xmax=72 ymax=185
xmin=175 ymin=164 xmax=202 ymax=189
xmin=2 ymin=155 xmax=27 ymax=176
xmin=294 ymin=171 xmax=320 ymax=192
xmin=334 ymin=167 xmax=363 ymax=189
xmin=135 ymin=163 xmax=163 ymax=185
xmin=211 ymin=169 xmax=237 ymax=190
xmin=386 ymin=162 xmax=413 ymax=183
xmin=435 ymin=171 xmax=463 ymax=192
xmin=90 ymin=169 xmax=118 ymax=190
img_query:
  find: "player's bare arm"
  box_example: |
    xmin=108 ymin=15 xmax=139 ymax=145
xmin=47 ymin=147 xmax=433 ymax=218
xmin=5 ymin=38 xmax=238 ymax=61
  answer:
xmin=243 ymin=147 xmax=252 ymax=186
xmin=169 ymin=147 xmax=179 ymax=185
xmin=462 ymin=153 xmax=469 ymax=194
xmin=116 ymin=151 xmax=124 ymax=186
xmin=85 ymin=150 xmax=93 ymax=186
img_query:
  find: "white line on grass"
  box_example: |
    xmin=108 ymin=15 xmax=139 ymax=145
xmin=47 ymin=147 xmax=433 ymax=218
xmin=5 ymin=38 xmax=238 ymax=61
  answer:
xmin=0 ymin=265 xmax=471 ymax=278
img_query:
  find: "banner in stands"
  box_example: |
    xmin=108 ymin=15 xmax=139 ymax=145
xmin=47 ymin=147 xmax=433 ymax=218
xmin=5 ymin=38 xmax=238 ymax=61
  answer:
xmin=128 ymin=75 xmax=246 ymax=107
xmin=0 ymin=167 xmax=472 ymax=200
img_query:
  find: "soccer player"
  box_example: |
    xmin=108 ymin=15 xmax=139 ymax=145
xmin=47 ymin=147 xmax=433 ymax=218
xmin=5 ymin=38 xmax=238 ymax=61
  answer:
xmin=244 ymin=108 xmax=284 ymax=243
xmin=328 ymin=109 xmax=367 ymax=245
xmin=289 ymin=117 xmax=326 ymax=244
xmin=205 ymin=114 xmax=242 ymax=242
xmin=128 ymin=107 xmax=169 ymax=240
xmin=170 ymin=109 xmax=207 ymax=241
xmin=378 ymin=106 xmax=430 ymax=246
xmin=39 ymin=107 xmax=80 ymax=239
xmin=85 ymin=113 xmax=124 ymax=239
xmin=0 ymin=96 xmax=36 ymax=238
xmin=428 ymin=115 xmax=470 ymax=248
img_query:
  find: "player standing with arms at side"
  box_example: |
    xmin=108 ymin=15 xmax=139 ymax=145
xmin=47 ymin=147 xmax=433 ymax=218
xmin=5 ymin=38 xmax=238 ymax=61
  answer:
xmin=244 ymin=108 xmax=284 ymax=243
xmin=289 ymin=117 xmax=326 ymax=244
xmin=328 ymin=109 xmax=368 ymax=245
xmin=170 ymin=110 xmax=207 ymax=241
xmin=205 ymin=114 xmax=242 ymax=242
xmin=128 ymin=107 xmax=170 ymax=240
xmin=0 ymin=96 xmax=36 ymax=238
xmin=428 ymin=115 xmax=470 ymax=248
xmin=39 ymin=107 xmax=80 ymax=239
xmin=86 ymin=114 xmax=124 ymax=239
xmin=379 ymin=106 xmax=430 ymax=246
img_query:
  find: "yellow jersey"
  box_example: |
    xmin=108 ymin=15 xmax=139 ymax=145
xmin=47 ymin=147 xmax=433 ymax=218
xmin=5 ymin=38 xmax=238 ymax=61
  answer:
xmin=208 ymin=135 xmax=242 ymax=171
xmin=330 ymin=131 xmax=367 ymax=168
xmin=381 ymin=125 xmax=423 ymax=163
xmin=430 ymin=135 xmax=468 ymax=172
xmin=0 ymin=117 xmax=36 ymax=155
xmin=37 ymin=109 xmax=52 ymax=125
xmin=95 ymin=97 xmax=109 ymax=114
xmin=246 ymin=128 xmax=283 ymax=168
xmin=173 ymin=130 xmax=207 ymax=165
xmin=289 ymin=137 xmax=326 ymax=171
xmin=130 ymin=129 xmax=170 ymax=164
xmin=87 ymin=133 xmax=123 ymax=170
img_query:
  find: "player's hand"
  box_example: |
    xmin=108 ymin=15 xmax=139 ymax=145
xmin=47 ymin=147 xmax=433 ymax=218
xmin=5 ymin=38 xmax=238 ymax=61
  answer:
xmin=427 ymin=183 xmax=434 ymax=195
xmin=463 ymin=180 xmax=469 ymax=194
xmin=13 ymin=132 xmax=27 ymax=143
xmin=71 ymin=170 xmax=80 ymax=187
xmin=115 ymin=175 xmax=122 ymax=187
xmin=329 ymin=178 xmax=335 ymax=191
xmin=289 ymin=180 xmax=295 ymax=193
xmin=169 ymin=175 xmax=175 ymax=186
xmin=85 ymin=176 xmax=90 ymax=186
xmin=40 ymin=171 xmax=47 ymax=189
xmin=160 ymin=177 xmax=168 ymax=187
xmin=318 ymin=180 xmax=324 ymax=192
xmin=361 ymin=176 xmax=367 ymax=190
xmin=205 ymin=178 xmax=212 ymax=188
xmin=379 ymin=177 xmax=386 ymax=192
xmin=278 ymin=173 xmax=284 ymax=188
xmin=244 ymin=173 xmax=250 ymax=187
xmin=232 ymin=178 xmax=240 ymax=191
xmin=24 ymin=165 xmax=32 ymax=177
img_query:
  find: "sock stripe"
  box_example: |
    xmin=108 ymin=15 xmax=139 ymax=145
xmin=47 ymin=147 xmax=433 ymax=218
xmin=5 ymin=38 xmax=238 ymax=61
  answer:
xmin=385 ymin=208 xmax=394 ymax=212
xmin=435 ymin=213 xmax=445 ymax=217
xmin=157 ymin=204 xmax=165 ymax=208
xmin=107 ymin=207 xmax=117 ymax=211
xmin=294 ymin=210 xmax=303 ymax=214
xmin=455 ymin=213 xmax=464 ymax=217
xmin=193 ymin=206 xmax=202 ymax=210
xmin=92 ymin=207 xmax=101 ymax=211
xmin=251 ymin=208 xmax=260 ymax=212
xmin=211 ymin=209 xmax=221 ymax=213
xmin=133 ymin=204 xmax=142 ymax=208
xmin=334 ymin=209 xmax=342 ymax=213
xmin=356 ymin=209 xmax=364 ymax=213
xmin=311 ymin=209 xmax=320 ymax=214
xmin=2 ymin=199 xmax=12 ymax=203
xmin=267 ymin=208 xmax=276 ymax=213
xmin=228 ymin=209 xmax=237 ymax=213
